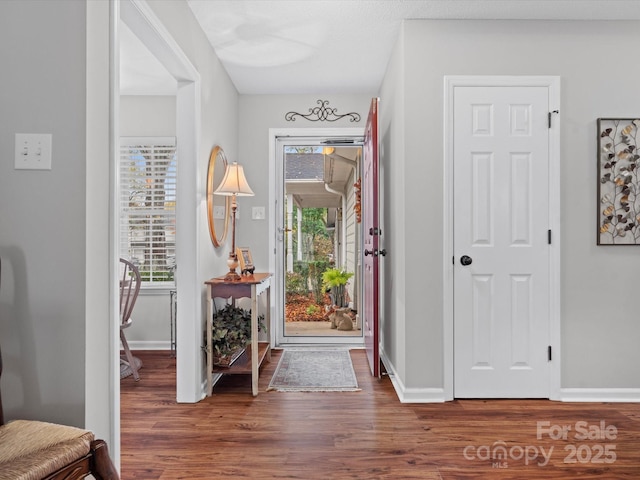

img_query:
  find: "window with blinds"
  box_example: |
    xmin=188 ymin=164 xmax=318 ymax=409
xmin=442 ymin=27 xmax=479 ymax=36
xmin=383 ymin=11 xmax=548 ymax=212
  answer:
xmin=120 ymin=137 xmax=177 ymax=287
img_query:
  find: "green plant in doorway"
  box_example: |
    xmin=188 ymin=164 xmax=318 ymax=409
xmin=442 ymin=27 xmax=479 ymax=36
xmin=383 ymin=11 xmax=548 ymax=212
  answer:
xmin=322 ymin=268 xmax=354 ymax=307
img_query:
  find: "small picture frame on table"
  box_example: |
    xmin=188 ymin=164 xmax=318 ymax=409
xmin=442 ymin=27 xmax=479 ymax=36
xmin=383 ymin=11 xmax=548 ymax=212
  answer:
xmin=236 ymin=247 xmax=255 ymax=275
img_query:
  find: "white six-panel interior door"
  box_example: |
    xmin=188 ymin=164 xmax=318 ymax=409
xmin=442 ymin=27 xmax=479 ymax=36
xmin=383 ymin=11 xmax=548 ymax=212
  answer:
xmin=446 ymin=76 xmax=561 ymax=398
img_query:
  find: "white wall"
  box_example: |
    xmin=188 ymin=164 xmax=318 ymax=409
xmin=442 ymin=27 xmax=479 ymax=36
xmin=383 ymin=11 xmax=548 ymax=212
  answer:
xmin=377 ymin=25 xmax=407 ymax=387
xmin=120 ymin=95 xmax=176 ymax=137
xmin=380 ymin=19 xmax=640 ymax=394
xmin=0 ymin=0 xmax=87 ymax=426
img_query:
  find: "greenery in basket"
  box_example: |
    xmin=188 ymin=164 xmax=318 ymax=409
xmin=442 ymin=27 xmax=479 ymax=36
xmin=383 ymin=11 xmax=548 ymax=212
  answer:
xmin=211 ymin=304 xmax=265 ymax=358
xmin=321 ymin=268 xmax=354 ymax=289
xmin=322 ymin=268 xmax=354 ymax=307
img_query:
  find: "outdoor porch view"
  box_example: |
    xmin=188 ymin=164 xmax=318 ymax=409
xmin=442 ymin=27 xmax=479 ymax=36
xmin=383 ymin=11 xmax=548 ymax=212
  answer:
xmin=283 ymin=145 xmax=362 ymax=338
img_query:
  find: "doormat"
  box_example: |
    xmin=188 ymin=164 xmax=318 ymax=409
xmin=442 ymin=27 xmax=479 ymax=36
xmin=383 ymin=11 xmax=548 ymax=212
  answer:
xmin=267 ymin=349 xmax=360 ymax=392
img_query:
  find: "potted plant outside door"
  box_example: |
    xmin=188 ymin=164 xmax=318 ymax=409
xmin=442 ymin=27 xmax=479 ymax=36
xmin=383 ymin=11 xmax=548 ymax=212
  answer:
xmin=322 ymin=268 xmax=354 ymax=308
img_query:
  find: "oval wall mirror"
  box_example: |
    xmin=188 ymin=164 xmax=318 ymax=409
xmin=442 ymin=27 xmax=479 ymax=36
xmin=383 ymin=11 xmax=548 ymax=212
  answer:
xmin=207 ymin=145 xmax=230 ymax=248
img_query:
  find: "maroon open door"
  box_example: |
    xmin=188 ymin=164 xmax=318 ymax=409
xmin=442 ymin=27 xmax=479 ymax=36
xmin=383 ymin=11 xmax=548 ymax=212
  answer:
xmin=363 ymin=98 xmax=381 ymax=377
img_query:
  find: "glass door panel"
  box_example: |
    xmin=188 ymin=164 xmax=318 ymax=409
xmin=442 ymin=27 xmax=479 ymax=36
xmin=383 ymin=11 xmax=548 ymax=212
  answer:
xmin=277 ymin=140 xmax=364 ymax=344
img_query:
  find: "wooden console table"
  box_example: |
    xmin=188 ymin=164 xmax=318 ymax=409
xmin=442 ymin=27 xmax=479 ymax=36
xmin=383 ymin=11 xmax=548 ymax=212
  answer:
xmin=205 ymin=273 xmax=272 ymax=396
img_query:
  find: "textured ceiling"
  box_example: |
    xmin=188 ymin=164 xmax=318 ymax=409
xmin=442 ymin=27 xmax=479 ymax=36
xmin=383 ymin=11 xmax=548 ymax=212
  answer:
xmin=121 ymin=0 xmax=640 ymax=96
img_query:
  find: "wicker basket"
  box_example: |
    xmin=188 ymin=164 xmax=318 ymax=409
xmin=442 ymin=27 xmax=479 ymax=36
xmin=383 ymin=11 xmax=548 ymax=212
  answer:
xmin=213 ymin=346 xmax=245 ymax=368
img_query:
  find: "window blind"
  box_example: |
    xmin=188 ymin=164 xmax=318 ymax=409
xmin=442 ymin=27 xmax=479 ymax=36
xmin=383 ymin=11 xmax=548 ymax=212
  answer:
xmin=120 ymin=137 xmax=177 ymax=287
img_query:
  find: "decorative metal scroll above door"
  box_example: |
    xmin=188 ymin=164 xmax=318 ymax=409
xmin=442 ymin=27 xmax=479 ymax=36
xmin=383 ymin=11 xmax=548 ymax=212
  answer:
xmin=285 ymin=99 xmax=361 ymax=123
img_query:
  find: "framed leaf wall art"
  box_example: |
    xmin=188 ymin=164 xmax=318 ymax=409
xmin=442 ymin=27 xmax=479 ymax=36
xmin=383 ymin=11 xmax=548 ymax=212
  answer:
xmin=597 ymin=118 xmax=640 ymax=245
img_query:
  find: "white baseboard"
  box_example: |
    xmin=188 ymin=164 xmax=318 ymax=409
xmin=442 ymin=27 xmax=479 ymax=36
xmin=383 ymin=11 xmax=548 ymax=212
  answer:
xmin=560 ymin=388 xmax=640 ymax=403
xmin=380 ymin=348 xmax=446 ymax=403
xmin=127 ymin=340 xmax=172 ymax=351
xmin=380 ymin=349 xmax=640 ymax=403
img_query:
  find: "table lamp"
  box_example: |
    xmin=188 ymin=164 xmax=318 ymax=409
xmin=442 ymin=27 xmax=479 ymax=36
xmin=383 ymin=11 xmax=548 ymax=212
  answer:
xmin=214 ymin=162 xmax=254 ymax=280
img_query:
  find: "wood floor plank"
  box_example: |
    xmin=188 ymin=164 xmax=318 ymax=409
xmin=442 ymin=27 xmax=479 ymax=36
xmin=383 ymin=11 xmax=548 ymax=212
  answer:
xmin=121 ymin=350 xmax=640 ymax=479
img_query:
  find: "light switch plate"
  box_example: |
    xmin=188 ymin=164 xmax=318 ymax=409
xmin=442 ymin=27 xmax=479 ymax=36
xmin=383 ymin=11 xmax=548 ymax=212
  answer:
xmin=213 ymin=206 xmax=225 ymax=219
xmin=252 ymin=206 xmax=265 ymax=220
xmin=15 ymin=133 xmax=52 ymax=170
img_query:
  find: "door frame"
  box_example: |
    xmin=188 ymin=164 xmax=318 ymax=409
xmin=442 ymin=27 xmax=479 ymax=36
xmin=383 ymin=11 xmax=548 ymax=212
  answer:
xmin=442 ymin=76 xmax=561 ymax=401
xmin=110 ymin=3 xmax=202 ymax=457
xmin=268 ymin=128 xmax=364 ymax=346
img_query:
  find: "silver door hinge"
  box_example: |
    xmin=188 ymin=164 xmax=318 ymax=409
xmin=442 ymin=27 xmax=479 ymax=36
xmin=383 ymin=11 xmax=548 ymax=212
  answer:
xmin=548 ymin=230 xmax=552 ymax=245
xmin=548 ymin=345 xmax=552 ymax=361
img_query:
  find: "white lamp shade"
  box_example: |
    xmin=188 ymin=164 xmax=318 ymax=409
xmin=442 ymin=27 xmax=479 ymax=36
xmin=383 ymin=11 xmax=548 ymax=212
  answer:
xmin=213 ymin=162 xmax=254 ymax=196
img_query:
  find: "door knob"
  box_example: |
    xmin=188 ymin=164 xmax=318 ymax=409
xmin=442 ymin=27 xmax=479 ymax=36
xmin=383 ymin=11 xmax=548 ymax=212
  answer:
xmin=460 ymin=255 xmax=473 ymax=266
xmin=364 ymin=249 xmax=375 ymax=256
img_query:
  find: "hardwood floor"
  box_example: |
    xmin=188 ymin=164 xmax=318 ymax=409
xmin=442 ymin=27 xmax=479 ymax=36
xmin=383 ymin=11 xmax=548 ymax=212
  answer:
xmin=121 ymin=350 xmax=640 ymax=479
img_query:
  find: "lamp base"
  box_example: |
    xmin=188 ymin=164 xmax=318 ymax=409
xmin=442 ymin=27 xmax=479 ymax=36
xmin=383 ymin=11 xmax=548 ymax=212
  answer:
xmin=223 ymin=271 xmax=242 ymax=282
xmin=224 ymin=254 xmax=241 ymax=281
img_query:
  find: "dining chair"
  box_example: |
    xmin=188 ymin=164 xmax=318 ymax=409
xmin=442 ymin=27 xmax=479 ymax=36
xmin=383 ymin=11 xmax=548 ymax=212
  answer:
xmin=120 ymin=258 xmax=142 ymax=381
